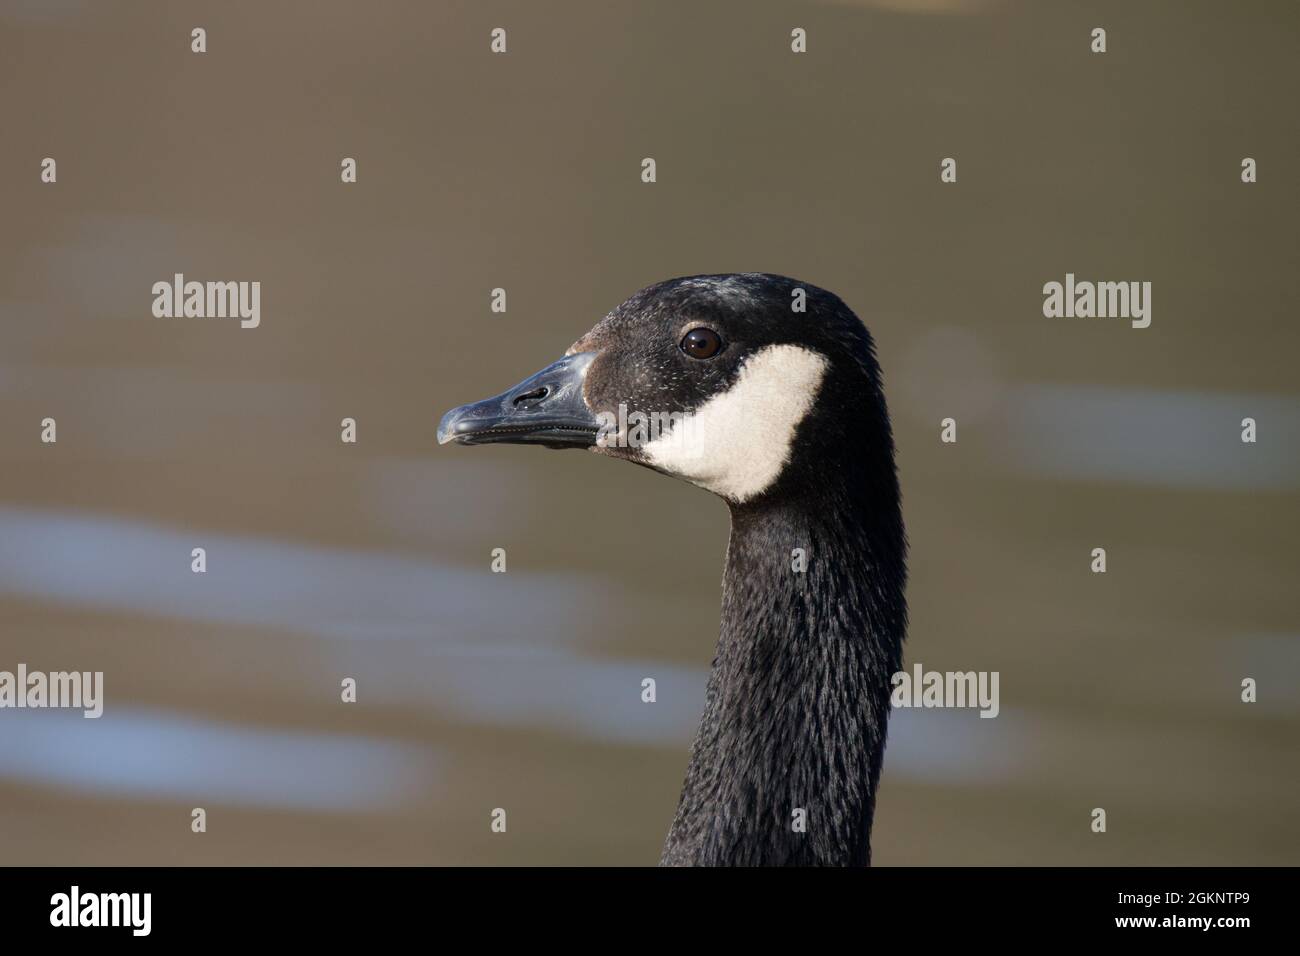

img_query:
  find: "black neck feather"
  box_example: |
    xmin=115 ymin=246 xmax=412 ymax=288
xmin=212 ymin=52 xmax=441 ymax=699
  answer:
xmin=660 ymin=367 xmax=906 ymax=866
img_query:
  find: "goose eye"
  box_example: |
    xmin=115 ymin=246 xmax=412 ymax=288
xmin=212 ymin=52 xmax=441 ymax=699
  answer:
xmin=680 ymin=327 xmax=722 ymax=359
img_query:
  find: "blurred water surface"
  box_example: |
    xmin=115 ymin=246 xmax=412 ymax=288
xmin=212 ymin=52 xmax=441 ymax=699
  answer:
xmin=0 ymin=0 xmax=1296 ymax=864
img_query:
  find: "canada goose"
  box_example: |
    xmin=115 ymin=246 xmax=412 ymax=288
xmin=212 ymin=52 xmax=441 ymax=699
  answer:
xmin=438 ymin=273 xmax=906 ymax=866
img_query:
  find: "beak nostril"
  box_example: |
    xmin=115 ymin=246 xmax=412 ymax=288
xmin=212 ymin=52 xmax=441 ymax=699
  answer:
xmin=513 ymin=386 xmax=549 ymax=407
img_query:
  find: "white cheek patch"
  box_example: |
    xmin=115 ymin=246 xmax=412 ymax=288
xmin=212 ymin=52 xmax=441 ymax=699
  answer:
xmin=642 ymin=344 xmax=828 ymax=503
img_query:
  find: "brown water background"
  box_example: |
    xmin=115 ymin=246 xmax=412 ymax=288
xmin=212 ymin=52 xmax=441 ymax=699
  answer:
xmin=1 ymin=0 xmax=1297 ymax=864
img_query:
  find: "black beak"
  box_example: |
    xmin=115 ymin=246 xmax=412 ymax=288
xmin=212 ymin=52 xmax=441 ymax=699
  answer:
xmin=438 ymin=352 xmax=602 ymax=449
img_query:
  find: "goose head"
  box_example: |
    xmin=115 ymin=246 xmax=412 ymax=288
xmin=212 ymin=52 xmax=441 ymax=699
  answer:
xmin=439 ymin=273 xmax=905 ymax=866
xmin=438 ymin=273 xmax=895 ymax=508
